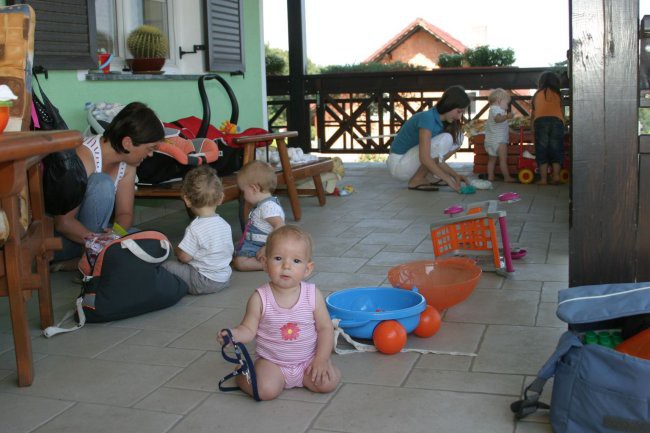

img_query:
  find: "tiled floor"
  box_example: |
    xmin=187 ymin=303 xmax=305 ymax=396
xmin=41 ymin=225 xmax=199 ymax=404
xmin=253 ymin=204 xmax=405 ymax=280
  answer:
xmin=0 ymin=162 xmax=569 ymax=433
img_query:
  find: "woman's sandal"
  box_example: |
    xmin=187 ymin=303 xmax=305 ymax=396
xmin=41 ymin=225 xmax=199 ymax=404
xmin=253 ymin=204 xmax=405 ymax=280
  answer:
xmin=430 ymin=178 xmax=449 ymax=187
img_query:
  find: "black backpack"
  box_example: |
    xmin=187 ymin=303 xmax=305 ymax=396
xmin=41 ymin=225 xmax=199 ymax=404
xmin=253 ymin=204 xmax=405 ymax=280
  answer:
xmin=43 ymin=231 xmax=188 ymax=336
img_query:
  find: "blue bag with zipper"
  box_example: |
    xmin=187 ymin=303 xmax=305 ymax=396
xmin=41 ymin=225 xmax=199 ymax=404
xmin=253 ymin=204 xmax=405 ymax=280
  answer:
xmin=511 ymin=282 xmax=650 ymax=433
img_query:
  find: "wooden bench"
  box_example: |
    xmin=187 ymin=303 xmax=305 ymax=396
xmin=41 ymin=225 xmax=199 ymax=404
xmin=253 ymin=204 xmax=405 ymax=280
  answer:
xmin=135 ymin=131 xmax=334 ymax=221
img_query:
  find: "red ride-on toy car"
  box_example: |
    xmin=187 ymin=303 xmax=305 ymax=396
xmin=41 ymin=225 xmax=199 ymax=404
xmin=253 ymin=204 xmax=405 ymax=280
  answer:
xmin=516 ymin=126 xmax=571 ymax=184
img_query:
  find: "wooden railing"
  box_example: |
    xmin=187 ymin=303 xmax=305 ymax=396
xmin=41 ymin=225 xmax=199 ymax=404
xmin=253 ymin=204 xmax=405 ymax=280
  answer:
xmin=266 ymin=67 xmax=568 ymax=154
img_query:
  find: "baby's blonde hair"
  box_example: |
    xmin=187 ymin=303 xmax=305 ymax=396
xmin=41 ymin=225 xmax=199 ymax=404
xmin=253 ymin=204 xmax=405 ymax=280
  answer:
xmin=488 ymin=88 xmax=510 ymax=105
xmin=181 ymin=165 xmax=223 ymax=208
xmin=265 ymin=225 xmax=313 ymax=260
xmin=236 ymin=160 xmax=277 ymax=193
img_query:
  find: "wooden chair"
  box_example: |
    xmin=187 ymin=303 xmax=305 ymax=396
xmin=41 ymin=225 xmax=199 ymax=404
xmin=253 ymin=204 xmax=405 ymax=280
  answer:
xmin=0 ymin=130 xmax=82 ymax=386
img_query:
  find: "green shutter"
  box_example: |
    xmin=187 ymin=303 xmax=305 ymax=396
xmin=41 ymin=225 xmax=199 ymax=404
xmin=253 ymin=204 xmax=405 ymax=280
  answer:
xmin=205 ymin=0 xmax=244 ymax=73
xmin=9 ymin=0 xmax=96 ymax=70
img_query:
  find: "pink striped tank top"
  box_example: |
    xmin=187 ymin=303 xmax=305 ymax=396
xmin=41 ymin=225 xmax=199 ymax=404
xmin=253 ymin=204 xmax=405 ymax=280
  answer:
xmin=255 ymin=282 xmax=317 ymax=366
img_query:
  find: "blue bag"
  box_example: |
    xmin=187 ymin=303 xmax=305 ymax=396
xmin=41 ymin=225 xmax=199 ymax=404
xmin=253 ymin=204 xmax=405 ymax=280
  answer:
xmin=511 ymin=283 xmax=650 ymax=433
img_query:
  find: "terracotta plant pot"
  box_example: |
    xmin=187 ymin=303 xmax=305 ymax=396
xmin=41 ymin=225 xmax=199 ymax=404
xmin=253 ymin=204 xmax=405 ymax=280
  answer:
xmin=126 ymin=58 xmax=165 ymax=74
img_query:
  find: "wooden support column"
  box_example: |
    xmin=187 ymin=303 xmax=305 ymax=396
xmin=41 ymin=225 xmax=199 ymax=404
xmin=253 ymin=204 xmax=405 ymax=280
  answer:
xmin=286 ymin=0 xmax=310 ymax=152
xmin=570 ymin=0 xmax=639 ymax=285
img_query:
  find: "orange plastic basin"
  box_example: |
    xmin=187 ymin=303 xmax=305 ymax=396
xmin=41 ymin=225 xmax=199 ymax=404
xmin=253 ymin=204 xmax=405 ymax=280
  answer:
xmin=387 ymin=257 xmax=482 ymax=311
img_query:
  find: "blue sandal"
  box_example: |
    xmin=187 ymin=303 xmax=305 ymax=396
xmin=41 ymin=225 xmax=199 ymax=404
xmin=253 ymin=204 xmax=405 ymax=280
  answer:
xmin=218 ymin=328 xmax=260 ymax=401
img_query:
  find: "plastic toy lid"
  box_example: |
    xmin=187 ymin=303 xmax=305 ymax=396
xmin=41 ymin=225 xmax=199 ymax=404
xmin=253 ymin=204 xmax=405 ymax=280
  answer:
xmin=444 ymin=205 xmax=465 ymax=215
xmin=498 ymin=192 xmax=520 ymax=203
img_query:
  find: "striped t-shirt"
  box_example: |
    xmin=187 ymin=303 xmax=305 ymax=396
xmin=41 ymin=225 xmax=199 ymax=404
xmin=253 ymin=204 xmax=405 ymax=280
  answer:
xmin=254 ymin=282 xmax=317 ymax=366
xmin=484 ymin=105 xmax=510 ymax=148
xmin=178 ymin=214 xmax=233 ymax=282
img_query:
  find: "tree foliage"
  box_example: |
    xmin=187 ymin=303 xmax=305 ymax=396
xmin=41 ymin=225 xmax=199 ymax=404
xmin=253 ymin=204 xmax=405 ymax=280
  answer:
xmin=265 ymin=45 xmax=320 ymax=75
xmin=265 ymin=45 xmax=288 ymax=75
xmin=438 ymin=45 xmax=516 ymax=67
xmin=438 ymin=53 xmax=463 ymax=67
xmin=319 ymin=61 xmax=426 ymax=74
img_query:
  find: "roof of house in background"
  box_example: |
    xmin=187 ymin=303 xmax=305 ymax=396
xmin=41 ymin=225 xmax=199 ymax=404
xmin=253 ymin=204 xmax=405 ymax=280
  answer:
xmin=364 ymin=17 xmax=467 ymax=63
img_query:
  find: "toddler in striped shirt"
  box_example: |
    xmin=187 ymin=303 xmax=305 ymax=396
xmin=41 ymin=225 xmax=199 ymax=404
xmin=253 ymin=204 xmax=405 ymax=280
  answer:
xmin=218 ymin=225 xmax=340 ymax=400
xmin=162 ymin=165 xmax=234 ymax=294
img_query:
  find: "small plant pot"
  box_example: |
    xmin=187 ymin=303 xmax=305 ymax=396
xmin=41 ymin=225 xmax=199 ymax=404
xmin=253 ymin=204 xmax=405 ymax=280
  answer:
xmin=126 ymin=58 xmax=165 ymax=74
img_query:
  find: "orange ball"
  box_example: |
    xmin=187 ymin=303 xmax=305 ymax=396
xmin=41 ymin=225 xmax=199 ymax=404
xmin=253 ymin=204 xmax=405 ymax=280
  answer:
xmin=373 ymin=320 xmax=407 ymax=354
xmin=413 ymin=305 xmax=442 ymax=338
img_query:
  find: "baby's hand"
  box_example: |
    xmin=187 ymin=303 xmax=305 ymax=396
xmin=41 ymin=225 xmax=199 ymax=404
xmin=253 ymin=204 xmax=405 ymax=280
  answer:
xmin=216 ymin=329 xmax=230 ymax=346
xmin=255 ymin=246 xmax=266 ymax=261
xmin=307 ymin=357 xmax=333 ymax=385
xmin=507 ymin=112 xmax=515 ymax=120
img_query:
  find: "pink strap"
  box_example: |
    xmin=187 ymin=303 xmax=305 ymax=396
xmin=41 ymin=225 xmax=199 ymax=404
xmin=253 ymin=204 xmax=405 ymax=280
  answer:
xmin=31 ymin=100 xmax=40 ymax=128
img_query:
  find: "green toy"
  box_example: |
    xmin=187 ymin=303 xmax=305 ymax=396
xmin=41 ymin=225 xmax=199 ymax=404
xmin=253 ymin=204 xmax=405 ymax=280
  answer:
xmin=460 ymin=185 xmax=476 ymax=194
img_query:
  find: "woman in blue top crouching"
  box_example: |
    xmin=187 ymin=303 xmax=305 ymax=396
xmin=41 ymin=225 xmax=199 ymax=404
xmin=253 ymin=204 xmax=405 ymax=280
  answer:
xmin=386 ymin=85 xmax=470 ymax=192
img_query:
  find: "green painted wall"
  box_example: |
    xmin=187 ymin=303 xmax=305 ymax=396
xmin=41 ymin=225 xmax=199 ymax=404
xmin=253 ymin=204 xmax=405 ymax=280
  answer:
xmin=32 ymin=1 xmax=265 ymax=132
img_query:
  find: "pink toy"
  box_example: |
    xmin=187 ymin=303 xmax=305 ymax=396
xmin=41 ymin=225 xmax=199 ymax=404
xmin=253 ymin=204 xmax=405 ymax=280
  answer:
xmin=498 ymin=192 xmax=520 ymax=203
xmin=444 ymin=205 xmax=465 ymax=215
xmin=511 ymin=248 xmax=527 ymax=260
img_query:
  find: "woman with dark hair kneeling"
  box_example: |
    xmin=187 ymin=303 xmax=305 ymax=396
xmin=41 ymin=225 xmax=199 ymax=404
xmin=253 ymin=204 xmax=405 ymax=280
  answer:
xmin=386 ymin=85 xmax=471 ymax=193
xmin=51 ymin=102 xmax=164 ymax=270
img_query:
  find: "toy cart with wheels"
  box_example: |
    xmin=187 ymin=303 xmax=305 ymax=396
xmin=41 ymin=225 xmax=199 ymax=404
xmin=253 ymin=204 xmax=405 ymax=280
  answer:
xmin=326 ymin=287 xmax=426 ymax=339
xmin=430 ymin=195 xmax=525 ymax=277
xmin=516 ymin=126 xmax=571 ymax=184
xmin=326 ymin=287 xmax=442 ymax=354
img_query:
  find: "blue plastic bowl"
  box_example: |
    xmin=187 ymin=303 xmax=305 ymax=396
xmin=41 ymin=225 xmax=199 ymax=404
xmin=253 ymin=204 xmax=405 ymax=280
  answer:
xmin=326 ymin=287 xmax=426 ymax=339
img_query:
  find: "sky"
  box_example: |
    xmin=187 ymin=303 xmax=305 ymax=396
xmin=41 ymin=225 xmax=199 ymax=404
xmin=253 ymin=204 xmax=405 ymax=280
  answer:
xmin=263 ymin=0 xmax=570 ymax=68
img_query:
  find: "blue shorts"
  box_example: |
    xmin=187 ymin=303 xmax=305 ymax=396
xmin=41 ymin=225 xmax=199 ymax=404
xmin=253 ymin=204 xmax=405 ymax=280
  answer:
xmin=235 ymin=239 xmax=264 ymax=258
xmin=534 ymin=117 xmax=565 ymax=166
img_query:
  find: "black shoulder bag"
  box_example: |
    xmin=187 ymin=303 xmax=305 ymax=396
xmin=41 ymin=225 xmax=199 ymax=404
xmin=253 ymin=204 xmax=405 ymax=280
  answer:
xmin=31 ymin=71 xmax=68 ymax=131
xmin=31 ymin=70 xmax=88 ymax=215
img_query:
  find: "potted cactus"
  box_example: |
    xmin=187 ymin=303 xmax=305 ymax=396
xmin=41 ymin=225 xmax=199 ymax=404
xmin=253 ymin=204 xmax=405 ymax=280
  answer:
xmin=126 ymin=25 xmax=168 ymax=74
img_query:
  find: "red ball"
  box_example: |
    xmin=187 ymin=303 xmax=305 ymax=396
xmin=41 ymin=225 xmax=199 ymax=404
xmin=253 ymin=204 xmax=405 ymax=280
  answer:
xmin=373 ymin=320 xmax=407 ymax=354
xmin=413 ymin=305 xmax=442 ymax=338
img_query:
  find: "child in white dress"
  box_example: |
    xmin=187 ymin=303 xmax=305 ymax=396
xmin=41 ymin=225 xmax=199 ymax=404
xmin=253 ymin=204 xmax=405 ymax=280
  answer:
xmin=484 ymin=88 xmax=515 ymax=182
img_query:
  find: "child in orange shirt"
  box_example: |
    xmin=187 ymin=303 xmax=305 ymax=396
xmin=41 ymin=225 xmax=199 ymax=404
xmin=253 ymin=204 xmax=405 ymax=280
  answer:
xmin=531 ymin=71 xmax=565 ymax=185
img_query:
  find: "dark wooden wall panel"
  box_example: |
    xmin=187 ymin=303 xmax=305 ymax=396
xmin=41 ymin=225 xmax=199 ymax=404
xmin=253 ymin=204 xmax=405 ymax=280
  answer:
xmin=637 ymin=155 xmax=650 ymax=281
xmin=570 ymin=0 xmax=639 ymax=285
xmin=601 ymin=0 xmax=639 ymax=281
xmin=570 ymin=0 xmax=606 ymax=285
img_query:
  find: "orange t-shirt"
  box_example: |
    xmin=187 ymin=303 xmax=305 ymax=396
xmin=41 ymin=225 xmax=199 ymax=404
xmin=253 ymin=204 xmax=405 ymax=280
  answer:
xmin=532 ymin=90 xmax=564 ymax=123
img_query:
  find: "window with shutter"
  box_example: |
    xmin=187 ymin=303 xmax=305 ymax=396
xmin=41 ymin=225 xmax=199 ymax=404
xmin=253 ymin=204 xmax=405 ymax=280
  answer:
xmin=8 ymin=0 xmax=97 ymax=70
xmin=205 ymin=0 xmax=244 ymax=74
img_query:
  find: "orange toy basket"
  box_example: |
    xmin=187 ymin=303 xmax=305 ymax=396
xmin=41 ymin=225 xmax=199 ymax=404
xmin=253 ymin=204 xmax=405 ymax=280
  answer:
xmin=430 ymin=217 xmax=501 ymax=270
